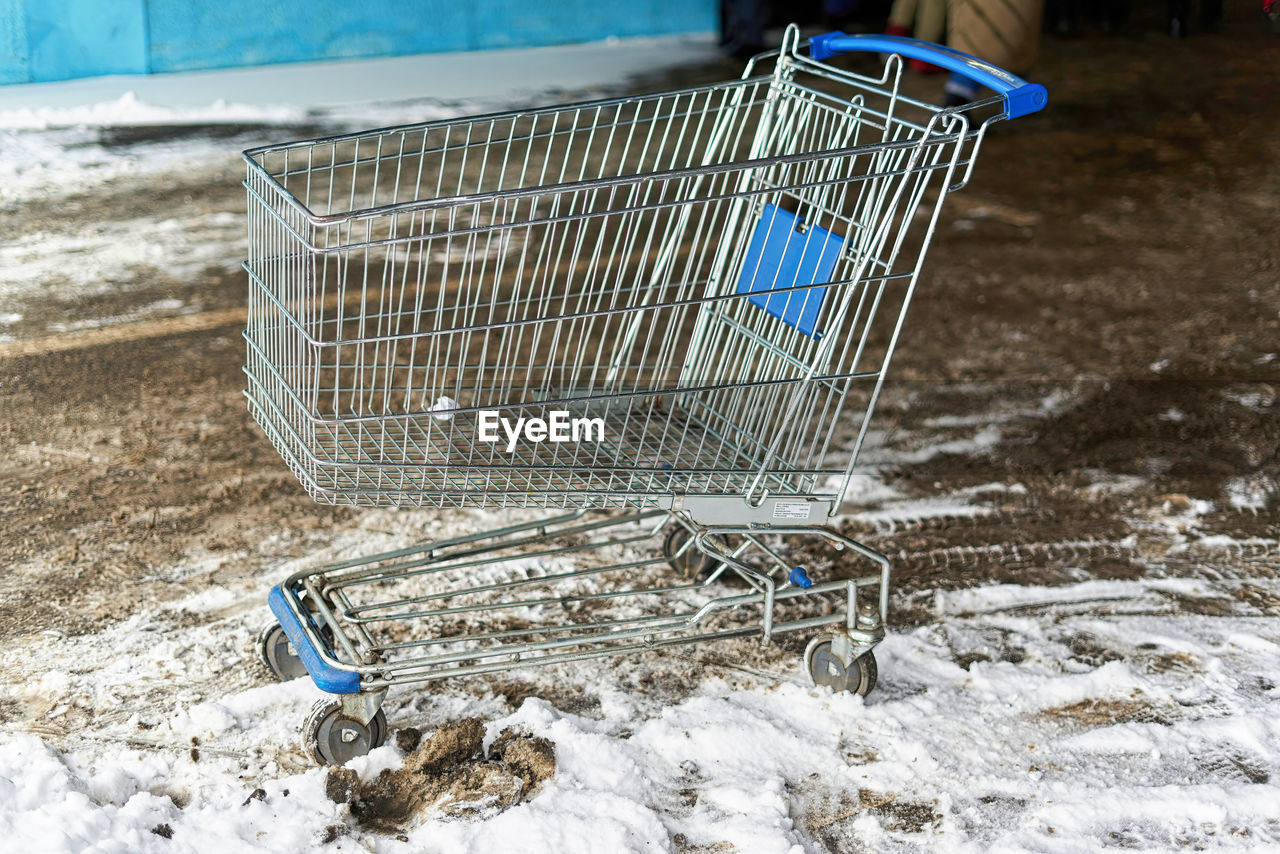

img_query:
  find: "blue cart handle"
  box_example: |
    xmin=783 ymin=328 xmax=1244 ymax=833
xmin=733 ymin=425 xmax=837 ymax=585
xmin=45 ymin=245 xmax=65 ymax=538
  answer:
xmin=808 ymin=32 xmax=1048 ymax=119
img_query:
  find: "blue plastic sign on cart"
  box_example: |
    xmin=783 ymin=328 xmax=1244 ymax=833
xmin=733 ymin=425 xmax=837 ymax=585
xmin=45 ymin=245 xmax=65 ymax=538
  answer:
xmin=735 ymin=203 xmax=844 ymax=340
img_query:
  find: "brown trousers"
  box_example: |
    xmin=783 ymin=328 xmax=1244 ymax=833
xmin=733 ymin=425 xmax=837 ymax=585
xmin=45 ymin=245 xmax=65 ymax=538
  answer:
xmin=948 ymin=0 xmax=1044 ymax=74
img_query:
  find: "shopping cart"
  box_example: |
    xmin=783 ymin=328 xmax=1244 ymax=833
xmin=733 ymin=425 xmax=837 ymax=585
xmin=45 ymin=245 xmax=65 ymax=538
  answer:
xmin=243 ymin=27 xmax=1046 ymax=764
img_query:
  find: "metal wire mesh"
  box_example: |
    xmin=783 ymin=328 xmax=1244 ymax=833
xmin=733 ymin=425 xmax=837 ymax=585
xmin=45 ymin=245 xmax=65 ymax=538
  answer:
xmin=243 ymin=47 xmax=970 ymax=510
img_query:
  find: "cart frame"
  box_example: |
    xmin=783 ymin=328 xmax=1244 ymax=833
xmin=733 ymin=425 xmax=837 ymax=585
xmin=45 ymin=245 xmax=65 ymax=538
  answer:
xmin=243 ymin=27 xmax=1046 ymax=764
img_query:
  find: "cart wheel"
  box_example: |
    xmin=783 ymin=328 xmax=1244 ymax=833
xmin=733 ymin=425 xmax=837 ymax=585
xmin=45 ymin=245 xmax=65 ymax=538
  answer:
xmin=662 ymin=525 xmax=722 ymax=579
xmin=258 ymin=621 xmax=338 ymax=682
xmin=257 ymin=621 xmax=311 ymax=682
xmin=302 ymin=699 xmax=388 ymax=766
xmin=804 ymin=636 xmax=878 ymax=697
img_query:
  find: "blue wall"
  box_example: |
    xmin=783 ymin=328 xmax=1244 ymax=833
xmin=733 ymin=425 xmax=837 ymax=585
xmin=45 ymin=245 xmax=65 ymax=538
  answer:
xmin=0 ymin=0 xmax=716 ymax=84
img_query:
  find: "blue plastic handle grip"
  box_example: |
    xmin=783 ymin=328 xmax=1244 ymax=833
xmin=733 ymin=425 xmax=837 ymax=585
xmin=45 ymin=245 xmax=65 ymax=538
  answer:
xmin=808 ymin=32 xmax=1048 ymax=119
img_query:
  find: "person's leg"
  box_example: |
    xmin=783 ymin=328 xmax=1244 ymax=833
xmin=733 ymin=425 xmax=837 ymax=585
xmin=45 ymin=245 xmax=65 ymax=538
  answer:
xmin=1167 ymin=0 xmax=1192 ymax=37
xmin=887 ymin=0 xmax=920 ymax=35
xmin=916 ymin=0 xmax=946 ymax=42
xmin=905 ymin=0 xmax=947 ymax=72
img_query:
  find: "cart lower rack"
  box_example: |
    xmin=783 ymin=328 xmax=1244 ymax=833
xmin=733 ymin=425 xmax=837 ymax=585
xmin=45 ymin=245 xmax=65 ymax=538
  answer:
xmin=243 ymin=26 xmax=1046 ymax=764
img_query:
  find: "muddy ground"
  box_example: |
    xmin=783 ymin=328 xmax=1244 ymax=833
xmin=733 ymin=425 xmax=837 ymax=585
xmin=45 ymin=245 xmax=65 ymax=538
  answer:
xmin=0 ymin=5 xmax=1276 ymax=847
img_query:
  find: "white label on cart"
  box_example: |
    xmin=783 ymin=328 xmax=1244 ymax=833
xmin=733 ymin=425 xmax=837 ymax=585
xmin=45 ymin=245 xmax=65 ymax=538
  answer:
xmin=478 ymin=410 xmax=604 ymax=453
xmin=772 ymin=501 xmax=812 ymax=520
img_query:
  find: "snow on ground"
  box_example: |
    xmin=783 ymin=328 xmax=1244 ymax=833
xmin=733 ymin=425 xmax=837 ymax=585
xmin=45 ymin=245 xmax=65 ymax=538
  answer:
xmin=3 ymin=540 xmax=1279 ymax=853
xmin=0 ymin=213 xmax=243 ymax=305
xmin=0 ymin=33 xmax=717 ymax=204
xmin=0 ymin=33 xmax=720 ymax=342
xmin=1 ymin=457 xmax=1277 ymax=852
xmin=0 ymin=35 xmax=718 ymax=121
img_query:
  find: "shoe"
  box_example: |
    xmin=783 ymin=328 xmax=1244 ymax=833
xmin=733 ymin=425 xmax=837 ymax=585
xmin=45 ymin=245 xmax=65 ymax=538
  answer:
xmin=942 ymin=73 xmax=979 ymax=109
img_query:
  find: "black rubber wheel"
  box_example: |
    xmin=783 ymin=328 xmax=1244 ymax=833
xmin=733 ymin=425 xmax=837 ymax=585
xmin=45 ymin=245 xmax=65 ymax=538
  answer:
xmin=258 ymin=620 xmax=339 ymax=682
xmin=302 ymin=699 xmax=388 ymax=766
xmin=804 ymin=638 xmax=878 ymax=697
xmin=257 ymin=622 xmax=311 ymax=681
xmin=662 ymin=525 xmax=722 ymax=579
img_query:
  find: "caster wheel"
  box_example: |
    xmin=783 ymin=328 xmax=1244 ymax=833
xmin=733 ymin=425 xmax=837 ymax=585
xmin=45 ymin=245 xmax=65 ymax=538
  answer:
xmin=302 ymin=699 xmax=388 ymax=766
xmin=804 ymin=637 xmax=878 ymax=697
xmin=258 ymin=620 xmax=337 ymax=682
xmin=257 ymin=622 xmax=310 ymax=681
xmin=663 ymin=525 xmax=722 ymax=579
